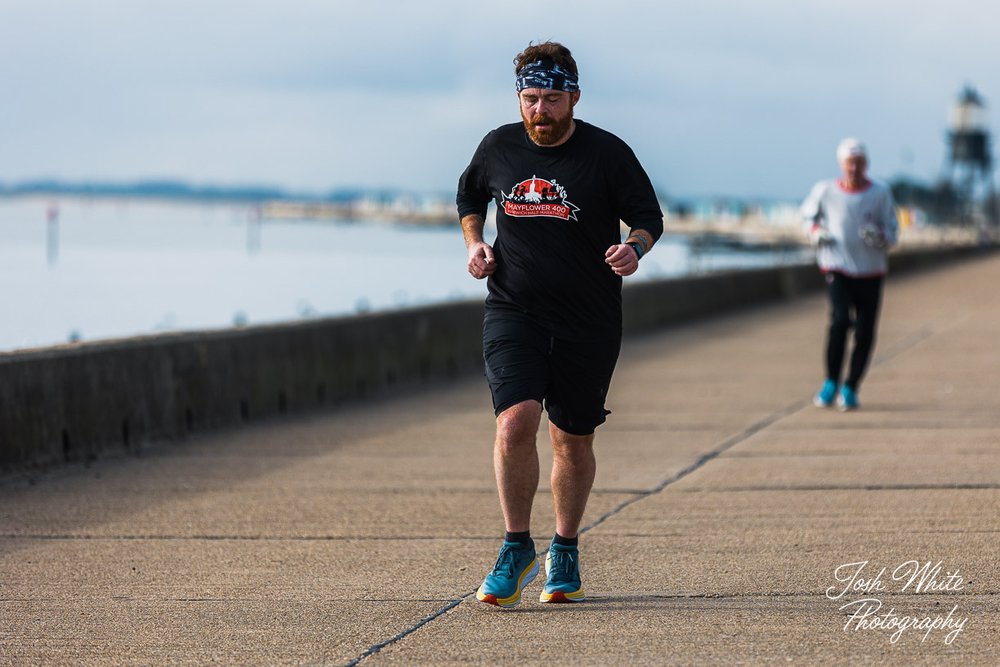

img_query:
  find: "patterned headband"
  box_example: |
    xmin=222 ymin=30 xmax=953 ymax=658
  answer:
xmin=515 ymin=59 xmax=579 ymax=93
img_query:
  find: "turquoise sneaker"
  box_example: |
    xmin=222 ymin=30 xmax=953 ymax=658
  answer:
xmin=539 ymin=542 xmax=585 ymax=603
xmin=814 ymin=379 xmax=838 ymax=407
xmin=476 ymin=540 xmax=538 ymax=608
xmin=838 ymin=385 xmax=859 ymax=411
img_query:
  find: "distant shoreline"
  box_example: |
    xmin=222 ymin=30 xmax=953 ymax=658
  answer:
xmin=0 ymin=189 xmax=458 ymax=226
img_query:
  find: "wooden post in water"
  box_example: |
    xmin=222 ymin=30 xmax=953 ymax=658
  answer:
xmin=46 ymin=201 xmax=59 ymax=266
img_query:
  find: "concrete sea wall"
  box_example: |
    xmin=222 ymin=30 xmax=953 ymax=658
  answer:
xmin=0 ymin=245 xmax=991 ymax=473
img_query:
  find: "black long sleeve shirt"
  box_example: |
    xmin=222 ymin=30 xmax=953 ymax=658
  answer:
xmin=457 ymin=120 xmax=663 ymax=340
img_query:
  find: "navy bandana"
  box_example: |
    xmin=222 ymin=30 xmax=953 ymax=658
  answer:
xmin=515 ymin=59 xmax=579 ymax=93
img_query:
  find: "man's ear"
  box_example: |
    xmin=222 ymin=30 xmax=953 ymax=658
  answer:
xmin=571 ymin=91 xmax=581 ymax=107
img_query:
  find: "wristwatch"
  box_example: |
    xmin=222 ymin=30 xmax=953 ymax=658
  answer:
xmin=626 ymin=241 xmax=644 ymax=260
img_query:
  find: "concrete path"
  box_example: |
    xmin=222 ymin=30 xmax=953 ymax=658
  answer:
xmin=2 ymin=254 xmax=999 ymax=665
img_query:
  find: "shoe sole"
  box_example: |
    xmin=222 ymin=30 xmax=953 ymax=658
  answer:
xmin=539 ymin=589 xmax=586 ymax=603
xmin=476 ymin=558 xmax=539 ymax=608
xmin=813 ymin=397 xmax=833 ymax=408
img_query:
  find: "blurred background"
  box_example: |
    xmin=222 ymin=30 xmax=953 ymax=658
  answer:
xmin=2 ymin=0 xmax=997 ymax=351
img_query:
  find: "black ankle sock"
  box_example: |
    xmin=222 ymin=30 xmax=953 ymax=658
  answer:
xmin=552 ymin=533 xmax=578 ymax=547
xmin=505 ymin=530 xmax=531 ymax=546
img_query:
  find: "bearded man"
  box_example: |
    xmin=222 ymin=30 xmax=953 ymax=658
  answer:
xmin=456 ymin=41 xmax=663 ymax=607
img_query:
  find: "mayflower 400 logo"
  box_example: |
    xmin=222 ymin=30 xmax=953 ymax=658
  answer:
xmin=502 ymin=176 xmax=579 ymax=221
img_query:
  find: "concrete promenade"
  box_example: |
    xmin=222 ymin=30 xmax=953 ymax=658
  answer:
xmin=2 ymin=253 xmax=1000 ymax=665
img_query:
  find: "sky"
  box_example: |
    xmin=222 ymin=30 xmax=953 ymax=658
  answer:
xmin=1 ymin=0 xmax=998 ymax=201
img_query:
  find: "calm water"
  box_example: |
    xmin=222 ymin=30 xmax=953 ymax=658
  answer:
xmin=0 ymin=197 xmax=809 ymax=353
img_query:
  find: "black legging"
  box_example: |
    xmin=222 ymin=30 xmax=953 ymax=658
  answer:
xmin=825 ymin=272 xmax=883 ymax=390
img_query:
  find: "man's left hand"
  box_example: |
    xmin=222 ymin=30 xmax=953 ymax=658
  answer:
xmin=605 ymin=244 xmax=639 ymax=277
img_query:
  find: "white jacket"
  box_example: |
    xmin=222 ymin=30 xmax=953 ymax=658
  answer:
xmin=801 ymin=179 xmax=899 ymax=277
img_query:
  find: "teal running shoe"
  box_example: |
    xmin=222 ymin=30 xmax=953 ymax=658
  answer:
xmin=838 ymin=385 xmax=859 ymax=411
xmin=814 ymin=379 xmax=838 ymax=408
xmin=539 ymin=542 xmax=585 ymax=603
xmin=476 ymin=540 xmax=538 ymax=608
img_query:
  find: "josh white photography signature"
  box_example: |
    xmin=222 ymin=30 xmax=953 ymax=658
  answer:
xmin=826 ymin=560 xmax=968 ymax=645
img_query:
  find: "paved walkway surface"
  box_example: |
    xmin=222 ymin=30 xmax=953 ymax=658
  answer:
xmin=2 ymin=254 xmax=1000 ymax=665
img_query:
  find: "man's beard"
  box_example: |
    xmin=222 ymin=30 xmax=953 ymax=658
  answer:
xmin=521 ymin=108 xmax=574 ymax=146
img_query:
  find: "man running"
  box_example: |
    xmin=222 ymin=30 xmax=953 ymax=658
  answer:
xmin=802 ymin=138 xmax=899 ymax=411
xmin=456 ymin=41 xmax=663 ymax=607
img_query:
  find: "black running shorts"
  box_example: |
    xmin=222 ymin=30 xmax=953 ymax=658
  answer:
xmin=482 ymin=316 xmax=622 ymax=436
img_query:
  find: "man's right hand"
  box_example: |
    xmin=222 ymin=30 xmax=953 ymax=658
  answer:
xmin=467 ymin=241 xmax=497 ymax=279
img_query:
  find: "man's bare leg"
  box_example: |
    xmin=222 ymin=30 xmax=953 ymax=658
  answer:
xmin=477 ymin=400 xmax=543 ymax=607
xmin=539 ymin=421 xmax=594 ymax=603
xmin=494 ymin=400 xmax=543 ymax=532
xmin=549 ymin=422 xmax=596 ymax=538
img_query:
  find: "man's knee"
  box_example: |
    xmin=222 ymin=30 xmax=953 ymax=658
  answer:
xmin=854 ymin=328 xmax=876 ymax=347
xmin=496 ymin=400 xmax=542 ymax=450
xmin=550 ymin=423 xmax=595 ymax=460
xmin=828 ymin=316 xmax=852 ymax=338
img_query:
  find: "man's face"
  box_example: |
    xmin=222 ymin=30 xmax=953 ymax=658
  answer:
xmin=840 ymin=155 xmax=867 ymax=185
xmin=518 ymin=88 xmax=579 ymax=146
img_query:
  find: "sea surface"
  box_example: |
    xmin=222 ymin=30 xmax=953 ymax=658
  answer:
xmin=0 ymin=197 xmax=810 ymax=353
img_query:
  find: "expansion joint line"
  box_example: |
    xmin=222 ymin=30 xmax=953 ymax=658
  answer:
xmin=342 ymin=597 xmax=467 ymax=667
xmin=579 ymin=399 xmax=807 ymax=536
